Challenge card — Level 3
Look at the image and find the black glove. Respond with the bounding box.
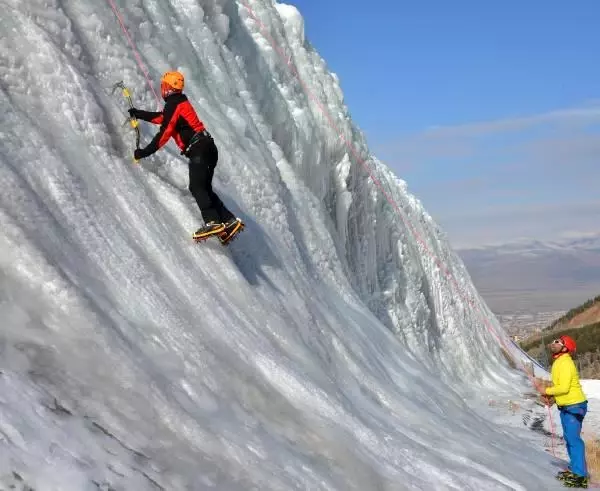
[128,108,141,118]
[134,148,146,160]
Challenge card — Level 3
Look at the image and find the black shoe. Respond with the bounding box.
[562,473,588,488]
[557,470,573,481]
[219,218,244,245]
[192,221,225,240]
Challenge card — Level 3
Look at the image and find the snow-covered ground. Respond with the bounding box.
[580,380,600,439]
[0,0,581,489]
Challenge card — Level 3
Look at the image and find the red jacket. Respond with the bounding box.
[136,93,205,156]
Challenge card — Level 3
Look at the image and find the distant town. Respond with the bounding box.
[495,311,566,342]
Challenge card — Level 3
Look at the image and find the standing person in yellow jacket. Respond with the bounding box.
[540,335,588,488]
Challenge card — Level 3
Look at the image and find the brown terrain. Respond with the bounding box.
[563,302,600,329]
[521,297,600,378]
[523,297,600,345]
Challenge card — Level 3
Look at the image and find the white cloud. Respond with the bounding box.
[376,103,600,248]
[375,103,600,164]
[440,201,600,249]
[419,106,600,138]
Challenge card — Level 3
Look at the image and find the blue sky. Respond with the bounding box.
[288,0,600,248]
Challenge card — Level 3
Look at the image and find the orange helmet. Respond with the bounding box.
[559,335,577,353]
[160,71,184,99]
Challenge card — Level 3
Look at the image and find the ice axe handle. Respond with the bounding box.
[113,82,141,164]
[122,88,141,163]
[130,117,140,164]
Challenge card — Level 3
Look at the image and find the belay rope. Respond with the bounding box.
[112,80,141,163]
[237,0,560,456]
[106,0,559,457]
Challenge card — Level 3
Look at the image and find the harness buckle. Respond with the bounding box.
[182,130,210,156]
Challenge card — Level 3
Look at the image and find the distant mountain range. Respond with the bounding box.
[457,233,600,314]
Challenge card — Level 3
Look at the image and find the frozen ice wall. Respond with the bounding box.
[235,1,520,388]
[0,1,556,490]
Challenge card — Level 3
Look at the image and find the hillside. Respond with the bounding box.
[545,294,600,331]
[520,295,600,376]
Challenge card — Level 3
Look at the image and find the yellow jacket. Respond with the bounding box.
[545,353,587,407]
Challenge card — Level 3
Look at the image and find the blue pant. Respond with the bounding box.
[559,401,588,477]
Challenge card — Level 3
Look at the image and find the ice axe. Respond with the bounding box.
[112,81,141,163]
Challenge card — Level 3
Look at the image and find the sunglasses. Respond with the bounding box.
[551,339,564,345]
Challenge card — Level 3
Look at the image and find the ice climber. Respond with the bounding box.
[541,335,588,488]
[129,71,243,243]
